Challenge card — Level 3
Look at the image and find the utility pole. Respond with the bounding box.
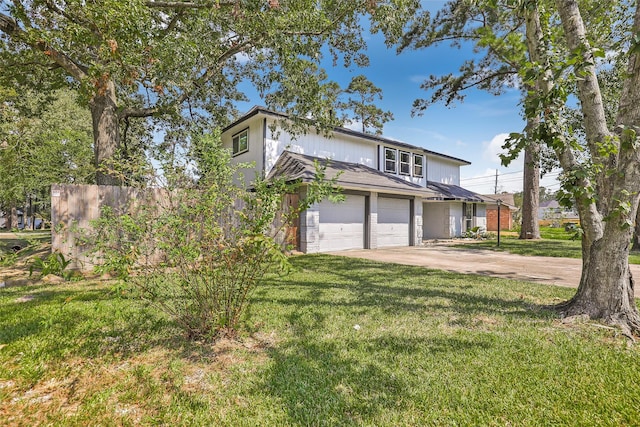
[494,169,498,194]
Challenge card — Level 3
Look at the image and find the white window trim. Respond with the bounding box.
[232,128,249,156]
[399,151,411,175]
[384,147,397,173]
[413,154,424,178]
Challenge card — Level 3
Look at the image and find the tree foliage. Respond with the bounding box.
[508,0,640,335]
[0,87,94,223]
[399,0,545,239]
[338,74,393,135]
[0,0,420,184]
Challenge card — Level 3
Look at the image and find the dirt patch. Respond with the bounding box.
[1,232,53,288]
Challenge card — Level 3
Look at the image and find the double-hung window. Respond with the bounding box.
[399,151,411,175]
[413,154,424,177]
[232,128,249,156]
[384,148,397,173]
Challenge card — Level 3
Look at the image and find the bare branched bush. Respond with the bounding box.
[89,133,340,341]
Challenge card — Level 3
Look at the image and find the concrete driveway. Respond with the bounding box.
[328,244,640,297]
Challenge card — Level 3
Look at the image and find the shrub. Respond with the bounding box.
[89,133,340,341]
[29,252,73,280]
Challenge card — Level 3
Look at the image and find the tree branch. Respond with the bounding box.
[144,1,235,8]
[119,106,158,119]
[0,12,88,81]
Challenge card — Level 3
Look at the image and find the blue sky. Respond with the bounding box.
[237,1,561,195]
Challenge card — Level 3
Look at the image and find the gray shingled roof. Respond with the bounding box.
[267,151,485,202]
[267,151,436,197]
[481,193,517,209]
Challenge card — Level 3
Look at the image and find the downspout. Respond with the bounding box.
[262,118,267,178]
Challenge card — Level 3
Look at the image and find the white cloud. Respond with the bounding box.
[409,75,428,84]
[482,133,511,163]
[343,119,363,132]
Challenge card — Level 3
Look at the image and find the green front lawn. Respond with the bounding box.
[459,227,640,264]
[1,255,639,425]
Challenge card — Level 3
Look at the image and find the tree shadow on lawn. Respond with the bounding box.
[0,282,180,361]
[253,255,557,424]
[254,255,556,321]
[260,303,496,426]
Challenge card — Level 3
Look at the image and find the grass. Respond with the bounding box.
[2,255,640,426]
[458,227,640,264]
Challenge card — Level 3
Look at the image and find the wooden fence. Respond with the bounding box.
[51,184,167,270]
[51,184,300,270]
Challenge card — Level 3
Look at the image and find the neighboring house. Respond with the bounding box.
[538,200,579,225]
[221,106,487,253]
[482,194,517,231]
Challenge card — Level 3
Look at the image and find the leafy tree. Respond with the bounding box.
[0,0,419,184]
[0,87,93,227]
[400,0,548,240]
[515,0,640,335]
[338,74,393,135]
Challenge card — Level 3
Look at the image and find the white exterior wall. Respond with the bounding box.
[475,204,487,230]
[264,118,377,175]
[427,155,461,185]
[221,115,267,187]
[422,202,450,239]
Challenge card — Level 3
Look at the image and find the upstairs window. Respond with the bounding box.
[413,154,424,177]
[399,151,411,175]
[384,148,397,173]
[232,128,249,156]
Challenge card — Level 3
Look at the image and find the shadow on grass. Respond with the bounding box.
[255,255,554,425]
[0,282,181,361]
[253,255,554,321]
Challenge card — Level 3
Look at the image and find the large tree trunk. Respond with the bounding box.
[7,205,18,230]
[90,79,121,186]
[554,0,640,335]
[519,121,541,240]
[558,218,640,335]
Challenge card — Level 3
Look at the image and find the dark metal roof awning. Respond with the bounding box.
[425,181,486,202]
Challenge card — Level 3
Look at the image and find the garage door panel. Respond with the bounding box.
[378,197,410,247]
[318,195,365,251]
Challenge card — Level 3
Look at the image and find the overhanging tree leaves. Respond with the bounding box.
[512,0,640,335]
[0,86,93,226]
[0,0,420,184]
[399,0,553,240]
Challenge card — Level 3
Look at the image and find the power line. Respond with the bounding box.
[460,170,562,184]
[460,170,523,181]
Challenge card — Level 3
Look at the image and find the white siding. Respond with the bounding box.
[264,119,377,175]
[221,115,266,187]
[318,195,365,251]
[475,204,487,230]
[377,197,410,247]
[423,202,450,239]
[427,155,461,185]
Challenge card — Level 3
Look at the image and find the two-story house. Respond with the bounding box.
[221,106,487,253]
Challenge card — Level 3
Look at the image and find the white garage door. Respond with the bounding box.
[378,197,410,247]
[318,195,365,251]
